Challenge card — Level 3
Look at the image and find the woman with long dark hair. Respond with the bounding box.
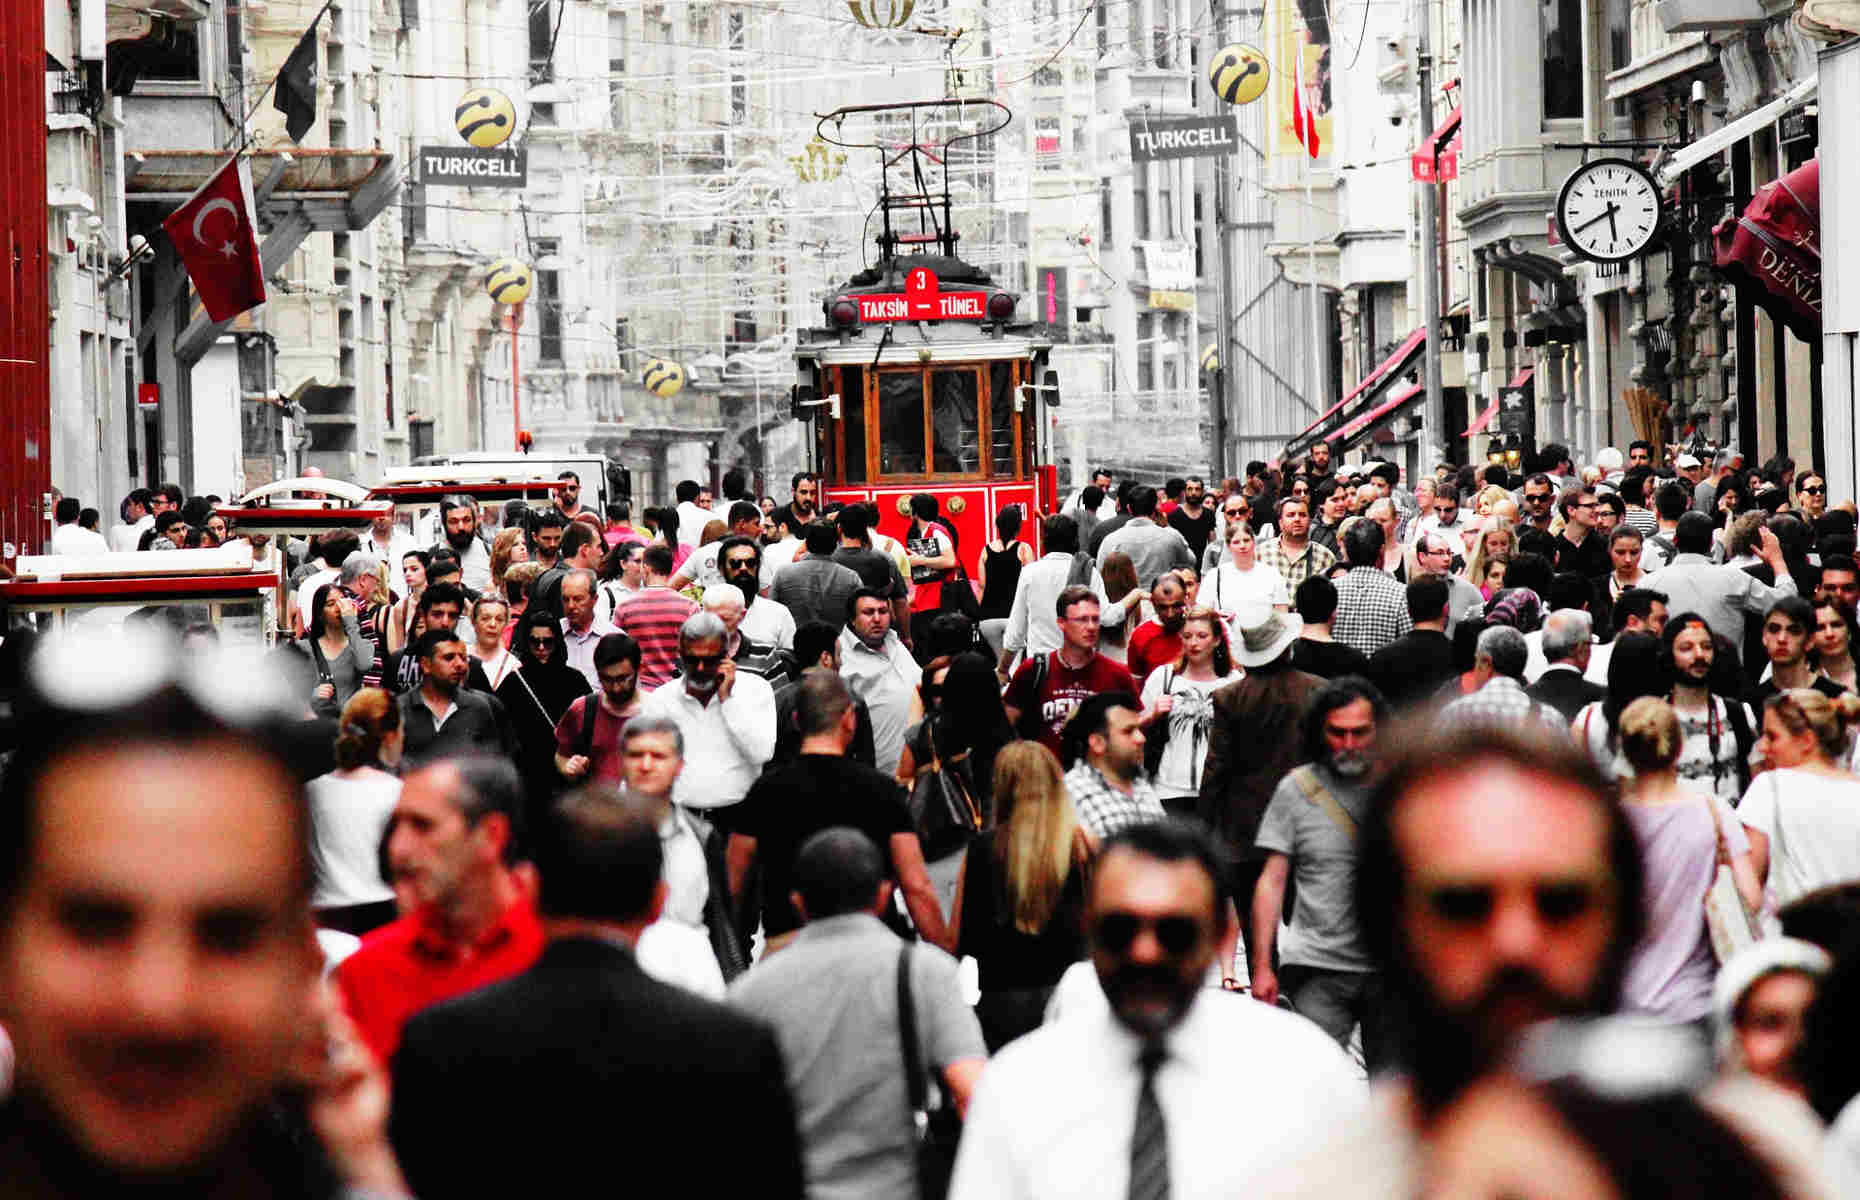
[977,505,1034,622]
[897,651,1015,820]
[1573,631,1666,777]
[307,688,404,936]
[495,607,591,807]
[297,581,374,718]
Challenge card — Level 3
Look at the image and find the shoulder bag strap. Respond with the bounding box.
[1289,765,1358,839]
[510,667,558,728]
[896,944,929,1125]
[307,636,334,684]
[578,694,600,759]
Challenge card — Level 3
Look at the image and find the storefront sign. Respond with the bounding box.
[1139,241,1196,291]
[1148,289,1194,311]
[419,145,528,188]
[1129,115,1240,162]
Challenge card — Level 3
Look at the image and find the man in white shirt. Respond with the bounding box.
[109,488,154,553]
[998,513,1138,677]
[717,538,796,651]
[437,495,493,593]
[671,501,763,591]
[361,512,414,568]
[950,821,1363,1200]
[1066,467,1119,523]
[558,569,617,687]
[837,589,923,776]
[48,498,109,555]
[674,480,722,549]
[638,611,776,811]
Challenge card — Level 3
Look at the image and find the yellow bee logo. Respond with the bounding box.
[1209,44,1269,106]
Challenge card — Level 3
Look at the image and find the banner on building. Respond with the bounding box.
[419,145,528,188]
[1273,0,1331,160]
[1128,115,1240,162]
[1036,266,1070,329]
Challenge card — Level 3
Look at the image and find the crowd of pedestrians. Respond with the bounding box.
[10,448,1860,1198]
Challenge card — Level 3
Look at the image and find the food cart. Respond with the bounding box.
[213,477,394,641]
[0,542,281,650]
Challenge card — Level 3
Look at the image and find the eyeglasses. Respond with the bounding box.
[1418,879,1607,927]
[1093,912,1203,956]
[1570,501,1598,510]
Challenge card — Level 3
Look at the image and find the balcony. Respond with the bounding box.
[1654,0,1766,31]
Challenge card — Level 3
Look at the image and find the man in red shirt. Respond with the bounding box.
[554,632,642,785]
[337,756,543,1068]
[611,542,699,692]
[1126,572,1190,686]
[1004,585,1137,760]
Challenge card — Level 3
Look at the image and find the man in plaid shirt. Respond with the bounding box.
[1061,693,1166,838]
[1440,625,1567,732]
[1257,495,1336,589]
[1332,520,1411,657]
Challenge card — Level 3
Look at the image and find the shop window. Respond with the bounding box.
[1542,0,1582,120]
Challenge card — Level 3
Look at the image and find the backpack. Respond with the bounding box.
[1065,552,1095,588]
[1014,652,1050,742]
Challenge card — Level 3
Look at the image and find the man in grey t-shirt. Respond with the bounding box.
[730,828,986,1200]
[1249,677,1394,1069]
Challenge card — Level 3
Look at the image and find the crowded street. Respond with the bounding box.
[6,0,1860,1196]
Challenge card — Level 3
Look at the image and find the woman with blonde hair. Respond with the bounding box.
[490,526,529,595]
[1740,689,1860,907]
[1614,697,1762,1024]
[952,741,1093,1050]
[1463,519,1516,591]
[307,688,404,936]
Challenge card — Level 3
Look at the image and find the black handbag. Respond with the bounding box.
[908,722,984,861]
[897,943,962,1200]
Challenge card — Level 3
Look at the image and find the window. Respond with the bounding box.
[1193,191,1204,276]
[1100,179,1114,248]
[534,238,562,364]
[140,20,204,83]
[731,311,756,347]
[1133,162,1150,240]
[411,419,434,460]
[529,0,557,123]
[1542,0,1582,120]
[928,370,980,474]
[989,362,1017,477]
[1157,163,1175,240]
[878,371,923,475]
[608,9,626,127]
[728,10,746,123]
[614,316,631,355]
[402,182,426,245]
[872,367,994,478]
[1096,0,1110,57]
[839,366,866,484]
[1137,315,1156,391]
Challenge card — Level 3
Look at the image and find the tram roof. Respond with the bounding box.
[797,321,1050,367]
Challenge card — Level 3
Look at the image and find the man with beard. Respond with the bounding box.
[398,628,515,763]
[438,494,493,592]
[1664,614,1757,804]
[717,536,796,651]
[337,755,543,1068]
[1250,679,1395,1068]
[1125,573,1190,686]
[1351,721,1645,1128]
[553,632,643,786]
[949,820,1363,1200]
[1167,476,1218,563]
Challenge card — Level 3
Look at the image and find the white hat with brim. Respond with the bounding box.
[1232,606,1304,668]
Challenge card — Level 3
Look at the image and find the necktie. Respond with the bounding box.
[1129,1044,1170,1200]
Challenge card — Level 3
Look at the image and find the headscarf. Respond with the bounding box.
[1711,937,1832,1068]
[1484,587,1543,634]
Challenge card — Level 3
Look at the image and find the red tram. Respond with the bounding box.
[791,100,1061,574]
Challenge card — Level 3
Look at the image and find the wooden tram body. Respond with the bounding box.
[793,100,1061,575]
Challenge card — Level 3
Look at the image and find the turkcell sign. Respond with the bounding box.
[420,145,528,188]
[1129,115,1240,162]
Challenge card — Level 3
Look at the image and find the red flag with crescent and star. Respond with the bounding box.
[161,156,267,322]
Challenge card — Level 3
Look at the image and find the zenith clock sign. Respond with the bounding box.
[1554,157,1664,265]
[855,268,989,322]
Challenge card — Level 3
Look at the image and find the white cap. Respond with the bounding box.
[1675,453,1702,469]
[1595,447,1624,472]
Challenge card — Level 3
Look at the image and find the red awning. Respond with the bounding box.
[1284,327,1427,456]
[1509,366,1534,390]
[1713,158,1820,341]
[1463,394,1500,438]
[1411,106,1462,182]
[1340,381,1424,445]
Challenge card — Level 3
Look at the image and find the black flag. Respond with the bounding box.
[274,12,321,142]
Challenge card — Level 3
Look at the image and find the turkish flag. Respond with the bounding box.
[162,156,267,322]
[1292,45,1320,160]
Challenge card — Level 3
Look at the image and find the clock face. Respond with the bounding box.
[1555,158,1662,264]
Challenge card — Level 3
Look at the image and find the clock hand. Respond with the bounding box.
[1572,201,1619,235]
[1606,204,1619,242]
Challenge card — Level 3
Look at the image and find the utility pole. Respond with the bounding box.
[1208,1,1234,483]
[1416,0,1444,466]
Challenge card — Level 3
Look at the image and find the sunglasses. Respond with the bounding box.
[1802,486,1826,495]
[1418,880,1606,927]
[1093,912,1203,956]
[528,636,558,648]
[1525,493,1553,503]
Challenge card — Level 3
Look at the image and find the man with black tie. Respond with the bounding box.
[389,788,805,1198]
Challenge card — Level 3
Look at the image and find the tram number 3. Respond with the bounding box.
[853,267,990,322]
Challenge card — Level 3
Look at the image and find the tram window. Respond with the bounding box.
[878,372,925,475]
[929,370,980,475]
[841,366,867,483]
[989,361,1016,478]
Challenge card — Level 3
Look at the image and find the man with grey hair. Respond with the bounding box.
[703,582,786,677]
[639,611,775,812]
[1527,609,1607,721]
[1440,626,1567,732]
[339,549,384,606]
[560,567,617,688]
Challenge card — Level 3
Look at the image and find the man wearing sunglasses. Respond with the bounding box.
[950,820,1362,1199]
[639,611,776,815]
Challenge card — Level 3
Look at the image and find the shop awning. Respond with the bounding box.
[1713,158,1820,341]
[1282,326,1427,459]
[1508,366,1535,390]
[1411,106,1462,182]
[1463,394,1500,438]
[1338,381,1424,450]
[1657,75,1816,187]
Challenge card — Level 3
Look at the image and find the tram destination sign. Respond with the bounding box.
[419,145,528,188]
[1129,115,1240,162]
[851,267,991,323]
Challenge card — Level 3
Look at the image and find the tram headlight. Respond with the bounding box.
[830,299,860,328]
[987,293,1017,322]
